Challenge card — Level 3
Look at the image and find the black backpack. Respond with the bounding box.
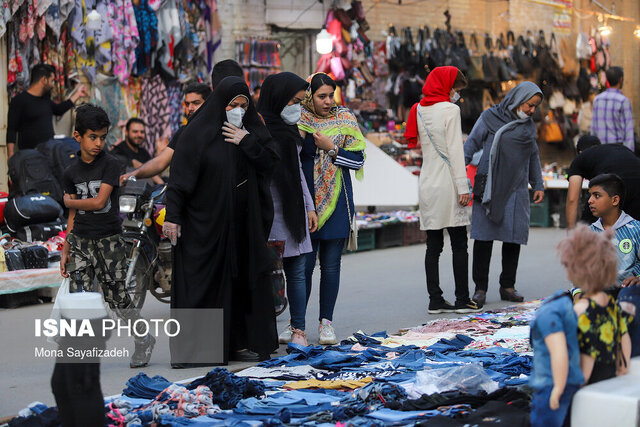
[36,138,79,186]
[8,149,63,203]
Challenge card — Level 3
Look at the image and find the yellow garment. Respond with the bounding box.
[284,377,373,390]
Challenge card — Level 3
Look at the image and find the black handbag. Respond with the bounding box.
[473,174,488,202]
[20,246,49,269]
[5,249,25,271]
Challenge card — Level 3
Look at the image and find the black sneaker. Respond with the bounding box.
[428,300,456,314]
[454,299,482,313]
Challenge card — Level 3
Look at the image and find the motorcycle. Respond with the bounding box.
[119,179,172,309]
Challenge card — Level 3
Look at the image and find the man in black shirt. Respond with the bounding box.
[566,135,640,228]
[6,64,88,159]
[61,104,155,368]
[112,118,165,185]
[119,60,242,183]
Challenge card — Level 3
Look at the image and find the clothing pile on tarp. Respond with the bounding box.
[10,301,540,426]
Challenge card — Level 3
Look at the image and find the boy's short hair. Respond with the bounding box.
[30,64,56,85]
[75,104,110,136]
[576,135,601,153]
[558,224,617,293]
[589,173,626,206]
[605,66,624,87]
[184,82,212,100]
[125,117,146,131]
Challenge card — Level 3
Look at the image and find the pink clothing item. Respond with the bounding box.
[108,0,139,83]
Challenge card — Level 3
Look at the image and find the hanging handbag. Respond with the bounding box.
[539,111,564,143]
[467,33,484,81]
[342,174,358,251]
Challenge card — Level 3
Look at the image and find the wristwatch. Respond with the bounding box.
[327,144,338,157]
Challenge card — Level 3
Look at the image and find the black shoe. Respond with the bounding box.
[500,287,524,302]
[428,299,456,314]
[454,299,482,313]
[472,290,487,306]
[231,349,260,362]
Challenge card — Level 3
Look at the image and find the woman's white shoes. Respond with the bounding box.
[318,319,338,345]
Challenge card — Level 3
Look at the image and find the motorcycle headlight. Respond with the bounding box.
[119,195,138,213]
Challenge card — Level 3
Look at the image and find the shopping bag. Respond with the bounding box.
[47,277,70,344]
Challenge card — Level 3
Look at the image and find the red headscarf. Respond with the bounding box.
[404,66,459,148]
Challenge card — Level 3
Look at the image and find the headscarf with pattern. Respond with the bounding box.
[297,73,366,229]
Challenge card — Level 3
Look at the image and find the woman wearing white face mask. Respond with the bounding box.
[464,81,545,307]
[256,72,318,347]
[165,76,279,365]
[405,66,479,315]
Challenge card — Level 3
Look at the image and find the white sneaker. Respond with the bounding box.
[318,319,338,345]
[278,324,294,344]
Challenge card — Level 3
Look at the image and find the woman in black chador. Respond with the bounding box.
[164,76,279,364]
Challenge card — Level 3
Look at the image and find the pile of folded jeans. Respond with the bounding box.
[10,301,541,426]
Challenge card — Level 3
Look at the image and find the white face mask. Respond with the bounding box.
[226,107,246,127]
[450,92,461,103]
[516,109,529,120]
[281,103,302,125]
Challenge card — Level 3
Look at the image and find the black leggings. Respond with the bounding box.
[425,226,470,303]
[472,239,521,291]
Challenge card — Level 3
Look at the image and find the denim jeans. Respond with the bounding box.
[284,254,308,330]
[618,285,640,357]
[305,239,345,322]
[530,384,579,427]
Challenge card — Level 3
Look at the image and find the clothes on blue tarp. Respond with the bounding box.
[7,407,60,427]
[123,369,265,410]
[387,386,531,411]
[417,400,530,427]
[185,368,265,410]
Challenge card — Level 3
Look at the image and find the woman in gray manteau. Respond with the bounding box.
[464,81,545,306]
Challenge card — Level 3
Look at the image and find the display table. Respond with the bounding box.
[0,268,61,295]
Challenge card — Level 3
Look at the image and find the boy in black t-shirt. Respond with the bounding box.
[60,104,154,368]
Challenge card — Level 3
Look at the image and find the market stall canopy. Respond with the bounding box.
[352,140,419,207]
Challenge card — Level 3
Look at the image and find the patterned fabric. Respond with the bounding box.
[140,74,170,155]
[591,88,635,150]
[92,74,128,148]
[107,0,138,83]
[133,0,157,75]
[66,233,131,310]
[591,212,640,285]
[298,73,366,229]
[166,80,183,135]
[577,295,630,364]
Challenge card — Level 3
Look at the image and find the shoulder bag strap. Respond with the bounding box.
[416,107,451,167]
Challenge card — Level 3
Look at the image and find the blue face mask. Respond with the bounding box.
[226,107,245,127]
[450,92,460,103]
[516,109,529,120]
[281,103,302,125]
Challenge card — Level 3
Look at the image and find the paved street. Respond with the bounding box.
[0,227,568,417]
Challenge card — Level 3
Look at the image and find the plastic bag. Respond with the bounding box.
[405,365,498,398]
[47,277,69,344]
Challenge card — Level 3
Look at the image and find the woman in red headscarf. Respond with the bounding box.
[406,66,479,315]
